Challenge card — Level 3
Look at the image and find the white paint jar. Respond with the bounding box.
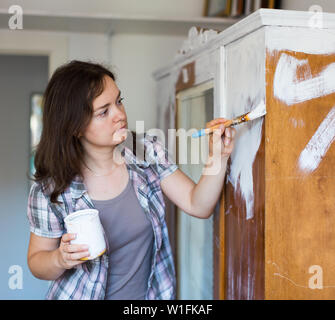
[64,209,106,260]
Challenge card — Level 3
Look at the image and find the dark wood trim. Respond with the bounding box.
[224,120,265,300]
[175,62,195,93]
[213,190,223,299]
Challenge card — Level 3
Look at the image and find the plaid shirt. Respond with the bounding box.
[27,135,178,300]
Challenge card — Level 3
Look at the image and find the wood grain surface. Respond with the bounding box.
[265,50,335,299]
[224,123,265,300]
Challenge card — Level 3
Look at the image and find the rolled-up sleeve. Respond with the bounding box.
[27,182,64,238]
[146,136,178,181]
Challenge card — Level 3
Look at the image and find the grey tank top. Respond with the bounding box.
[91,176,154,300]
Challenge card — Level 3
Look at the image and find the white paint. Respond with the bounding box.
[182,68,189,83]
[176,26,219,59]
[247,100,266,120]
[298,105,335,173]
[267,27,335,55]
[290,118,298,128]
[229,119,264,220]
[274,53,335,106]
[225,27,266,220]
[156,10,335,80]
[290,118,305,128]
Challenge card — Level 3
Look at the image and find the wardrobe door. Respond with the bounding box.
[175,81,214,299]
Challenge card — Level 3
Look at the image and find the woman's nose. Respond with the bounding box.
[111,105,126,122]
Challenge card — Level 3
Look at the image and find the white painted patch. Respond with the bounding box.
[298,105,335,173]
[267,27,335,55]
[229,118,264,220]
[274,53,335,106]
[225,27,266,220]
[182,68,189,83]
[290,118,298,128]
[290,118,305,128]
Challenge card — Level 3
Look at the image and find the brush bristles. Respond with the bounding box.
[246,101,266,120]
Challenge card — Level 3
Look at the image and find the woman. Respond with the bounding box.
[27,60,235,300]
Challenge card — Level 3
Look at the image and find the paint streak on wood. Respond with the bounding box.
[175,62,195,93]
[265,50,335,299]
[224,124,265,300]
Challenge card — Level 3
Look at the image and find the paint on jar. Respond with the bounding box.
[64,209,107,260]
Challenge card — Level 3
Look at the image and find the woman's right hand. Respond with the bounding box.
[57,233,90,269]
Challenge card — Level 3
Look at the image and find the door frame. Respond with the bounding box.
[0,29,68,78]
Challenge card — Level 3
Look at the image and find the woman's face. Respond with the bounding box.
[80,75,128,149]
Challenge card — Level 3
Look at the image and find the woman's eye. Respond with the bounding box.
[99,109,108,117]
[117,97,124,105]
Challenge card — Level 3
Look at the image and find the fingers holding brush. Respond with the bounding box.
[214,125,235,158]
[205,118,227,129]
[207,119,235,159]
[222,127,236,157]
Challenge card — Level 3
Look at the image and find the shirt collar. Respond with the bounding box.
[65,146,150,202]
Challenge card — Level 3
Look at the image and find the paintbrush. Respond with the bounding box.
[191,101,266,138]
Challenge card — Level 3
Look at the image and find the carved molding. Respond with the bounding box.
[175,26,219,59]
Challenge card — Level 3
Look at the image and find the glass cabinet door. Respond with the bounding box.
[176,81,214,300]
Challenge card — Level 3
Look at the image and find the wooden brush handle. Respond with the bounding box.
[205,120,234,135]
[223,119,234,127]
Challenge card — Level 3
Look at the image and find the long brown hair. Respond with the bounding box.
[32,60,117,204]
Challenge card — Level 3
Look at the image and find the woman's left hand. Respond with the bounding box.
[206,118,236,160]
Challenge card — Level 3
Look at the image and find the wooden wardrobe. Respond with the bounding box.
[154,9,335,300]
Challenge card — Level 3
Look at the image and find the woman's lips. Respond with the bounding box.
[114,125,128,140]
[118,122,127,130]
[113,122,127,138]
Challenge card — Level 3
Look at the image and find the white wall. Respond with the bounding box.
[109,33,184,131]
[68,32,109,64]
[0,29,109,76]
[0,0,205,18]
[281,0,335,13]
